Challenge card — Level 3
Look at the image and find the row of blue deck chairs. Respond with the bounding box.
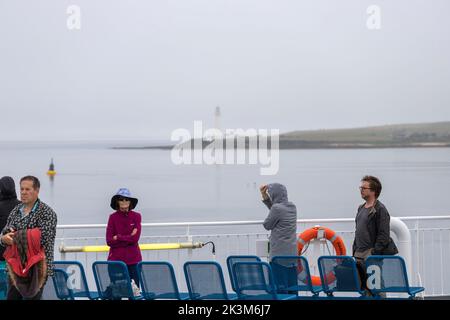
[0,255,425,300]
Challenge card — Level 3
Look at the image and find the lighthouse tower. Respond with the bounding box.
[214,106,221,135]
[204,106,224,142]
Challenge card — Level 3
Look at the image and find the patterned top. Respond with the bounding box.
[0,199,58,276]
[19,201,39,219]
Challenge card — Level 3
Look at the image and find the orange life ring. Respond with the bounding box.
[297,226,346,286]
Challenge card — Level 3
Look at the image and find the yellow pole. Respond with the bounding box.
[59,242,204,253]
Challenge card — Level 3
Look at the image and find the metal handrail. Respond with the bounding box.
[56,215,450,230]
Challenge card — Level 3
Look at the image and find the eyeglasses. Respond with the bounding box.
[118,198,130,202]
[359,187,372,191]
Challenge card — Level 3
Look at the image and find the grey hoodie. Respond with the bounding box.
[262,183,297,259]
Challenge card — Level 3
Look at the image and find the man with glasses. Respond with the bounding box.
[353,175,398,297]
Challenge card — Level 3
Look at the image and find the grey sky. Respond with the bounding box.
[0,0,449,141]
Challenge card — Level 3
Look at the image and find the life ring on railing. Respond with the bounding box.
[297,226,346,286]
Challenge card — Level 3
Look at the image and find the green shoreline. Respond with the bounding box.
[112,142,450,150]
[112,121,450,150]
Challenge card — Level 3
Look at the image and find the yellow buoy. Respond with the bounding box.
[47,158,56,176]
[47,170,56,176]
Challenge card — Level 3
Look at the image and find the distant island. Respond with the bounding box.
[113,121,450,150]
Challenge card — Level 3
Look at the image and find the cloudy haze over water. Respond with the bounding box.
[1,0,449,141]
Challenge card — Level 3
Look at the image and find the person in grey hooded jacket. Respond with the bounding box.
[260,183,297,259]
[260,183,298,294]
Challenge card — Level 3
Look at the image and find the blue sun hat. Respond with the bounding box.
[110,188,138,210]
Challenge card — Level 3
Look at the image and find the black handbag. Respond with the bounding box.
[372,202,399,256]
[334,260,358,291]
[380,237,398,255]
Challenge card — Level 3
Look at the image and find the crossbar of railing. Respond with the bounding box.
[55,215,450,230]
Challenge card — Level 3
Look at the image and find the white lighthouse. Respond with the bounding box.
[214,106,221,135]
[205,106,223,142]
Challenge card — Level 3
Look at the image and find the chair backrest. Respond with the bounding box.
[52,268,74,300]
[184,261,229,300]
[226,255,262,292]
[232,261,277,300]
[318,256,364,296]
[365,255,411,295]
[53,261,93,299]
[137,261,182,300]
[92,261,134,300]
[271,255,315,293]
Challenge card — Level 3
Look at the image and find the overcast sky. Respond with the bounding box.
[0,0,449,141]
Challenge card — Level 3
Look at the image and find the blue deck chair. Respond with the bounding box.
[52,268,74,300]
[271,256,323,298]
[184,261,237,300]
[226,255,261,293]
[53,261,99,299]
[92,261,139,300]
[318,256,366,299]
[137,261,189,300]
[232,261,297,300]
[0,267,7,300]
[42,276,59,300]
[365,255,424,299]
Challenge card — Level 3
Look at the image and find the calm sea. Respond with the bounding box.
[1,141,450,225]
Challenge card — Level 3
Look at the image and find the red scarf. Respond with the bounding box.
[3,228,45,277]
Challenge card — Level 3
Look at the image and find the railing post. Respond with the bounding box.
[414,218,424,295]
[60,242,66,261]
[187,224,193,260]
[391,217,412,281]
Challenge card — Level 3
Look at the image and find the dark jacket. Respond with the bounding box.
[352,200,398,256]
[262,183,297,259]
[0,177,21,261]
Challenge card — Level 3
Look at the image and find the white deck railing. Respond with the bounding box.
[53,216,450,297]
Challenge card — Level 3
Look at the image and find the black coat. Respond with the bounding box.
[352,200,399,256]
[0,176,21,260]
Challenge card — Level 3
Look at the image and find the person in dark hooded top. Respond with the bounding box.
[0,176,21,261]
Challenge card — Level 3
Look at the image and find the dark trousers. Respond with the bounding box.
[355,257,370,293]
[127,264,139,288]
[355,256,386,298]
[7,276,44,300]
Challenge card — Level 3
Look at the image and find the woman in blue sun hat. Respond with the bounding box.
[106,188,142,288]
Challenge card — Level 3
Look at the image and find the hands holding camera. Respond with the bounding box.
[260,185,269,200]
